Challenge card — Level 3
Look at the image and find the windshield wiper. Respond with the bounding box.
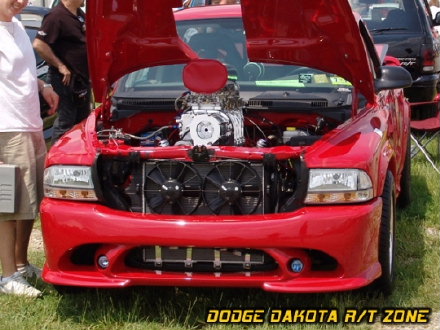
[370,27,408,33]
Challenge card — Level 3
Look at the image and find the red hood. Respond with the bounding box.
[87,0,375,103]
[86,0,197,102]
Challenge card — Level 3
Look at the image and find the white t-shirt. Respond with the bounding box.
[431,6,440,36]
[431,5,440,17]
[0,17,42,132]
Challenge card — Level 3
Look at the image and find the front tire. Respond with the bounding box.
[397,134,411,208]
[375,171,396,295]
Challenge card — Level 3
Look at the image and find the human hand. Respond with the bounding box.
[41,87,59,115]
[58,64,72,86]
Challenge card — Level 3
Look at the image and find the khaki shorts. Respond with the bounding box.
[0,132,46,221]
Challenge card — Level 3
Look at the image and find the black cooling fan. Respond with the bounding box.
[145,161,202,215]
[203,162,262,215]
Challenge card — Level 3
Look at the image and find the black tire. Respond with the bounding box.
[397,134,411,208]
[375,171,396,295]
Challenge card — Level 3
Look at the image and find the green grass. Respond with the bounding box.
[1,146,439,330]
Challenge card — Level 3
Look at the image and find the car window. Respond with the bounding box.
[119,64,352,90]
[17,12,44,27]
[117,18,354,107]
[51,0,86,12]
[349,0,422,32]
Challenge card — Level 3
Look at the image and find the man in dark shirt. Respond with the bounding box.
[33,0,90,143]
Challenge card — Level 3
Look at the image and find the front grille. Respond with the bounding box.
[96,155,304,215]
[126,246,278,273]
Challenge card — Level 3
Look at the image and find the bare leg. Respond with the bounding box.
[15,219,34,266]
[0,220,17,278]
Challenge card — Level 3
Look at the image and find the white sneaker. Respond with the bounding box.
[17,263,42,279]
[0,272,42,297]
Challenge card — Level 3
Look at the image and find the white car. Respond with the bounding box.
[28,0,86,12]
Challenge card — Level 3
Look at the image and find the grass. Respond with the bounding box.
[1,143,439,330]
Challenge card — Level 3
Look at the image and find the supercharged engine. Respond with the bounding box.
[175,80,245,146]
[96,79,351,216]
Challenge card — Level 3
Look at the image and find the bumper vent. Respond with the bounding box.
[126,246,278,273]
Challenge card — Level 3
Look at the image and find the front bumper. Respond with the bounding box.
[40,198,383,293]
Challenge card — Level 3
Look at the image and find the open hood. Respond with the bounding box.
[87,0,376,103]
[86,0,197,102]
[240,0,375,101]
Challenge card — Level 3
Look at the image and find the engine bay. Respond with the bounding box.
[97,79,352,150]
[93,80,353,216]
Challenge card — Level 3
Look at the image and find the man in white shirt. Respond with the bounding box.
[0,0,58,297]
[430,0,440,37]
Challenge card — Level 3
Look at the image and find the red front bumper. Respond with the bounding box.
[40,198,383,293]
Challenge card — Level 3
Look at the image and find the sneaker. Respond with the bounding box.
[17,263,42,279]
[0,272,42,297]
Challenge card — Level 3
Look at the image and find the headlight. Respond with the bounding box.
[43,166,98,201]
[305,169,373,204]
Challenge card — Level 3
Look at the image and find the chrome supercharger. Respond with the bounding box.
[175,80,245,146]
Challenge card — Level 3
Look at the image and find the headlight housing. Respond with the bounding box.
[43,166,98,201]
[305,169,373,204]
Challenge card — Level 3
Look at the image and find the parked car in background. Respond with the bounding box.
[27,0,52,6]
[350,0,440,119]
[16,6,54,139]
[185,0,216,6]
[48,0,86,11]
[16,5,48,80]
[48,0,60,7]
[190,0,240,6]
[30,0,72,9]
[40,0,412,295]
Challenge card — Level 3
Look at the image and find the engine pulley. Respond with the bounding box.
[189,113,229,146]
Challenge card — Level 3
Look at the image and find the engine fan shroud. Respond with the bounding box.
[143,161,265,215]
[144,161,203,215]
[203,161,262,215]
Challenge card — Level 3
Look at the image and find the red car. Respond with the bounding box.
[41,0,412,294]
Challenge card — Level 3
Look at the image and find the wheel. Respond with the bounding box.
[437,131,440,159]
[397,134,411,208]
[375,171,396,295]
